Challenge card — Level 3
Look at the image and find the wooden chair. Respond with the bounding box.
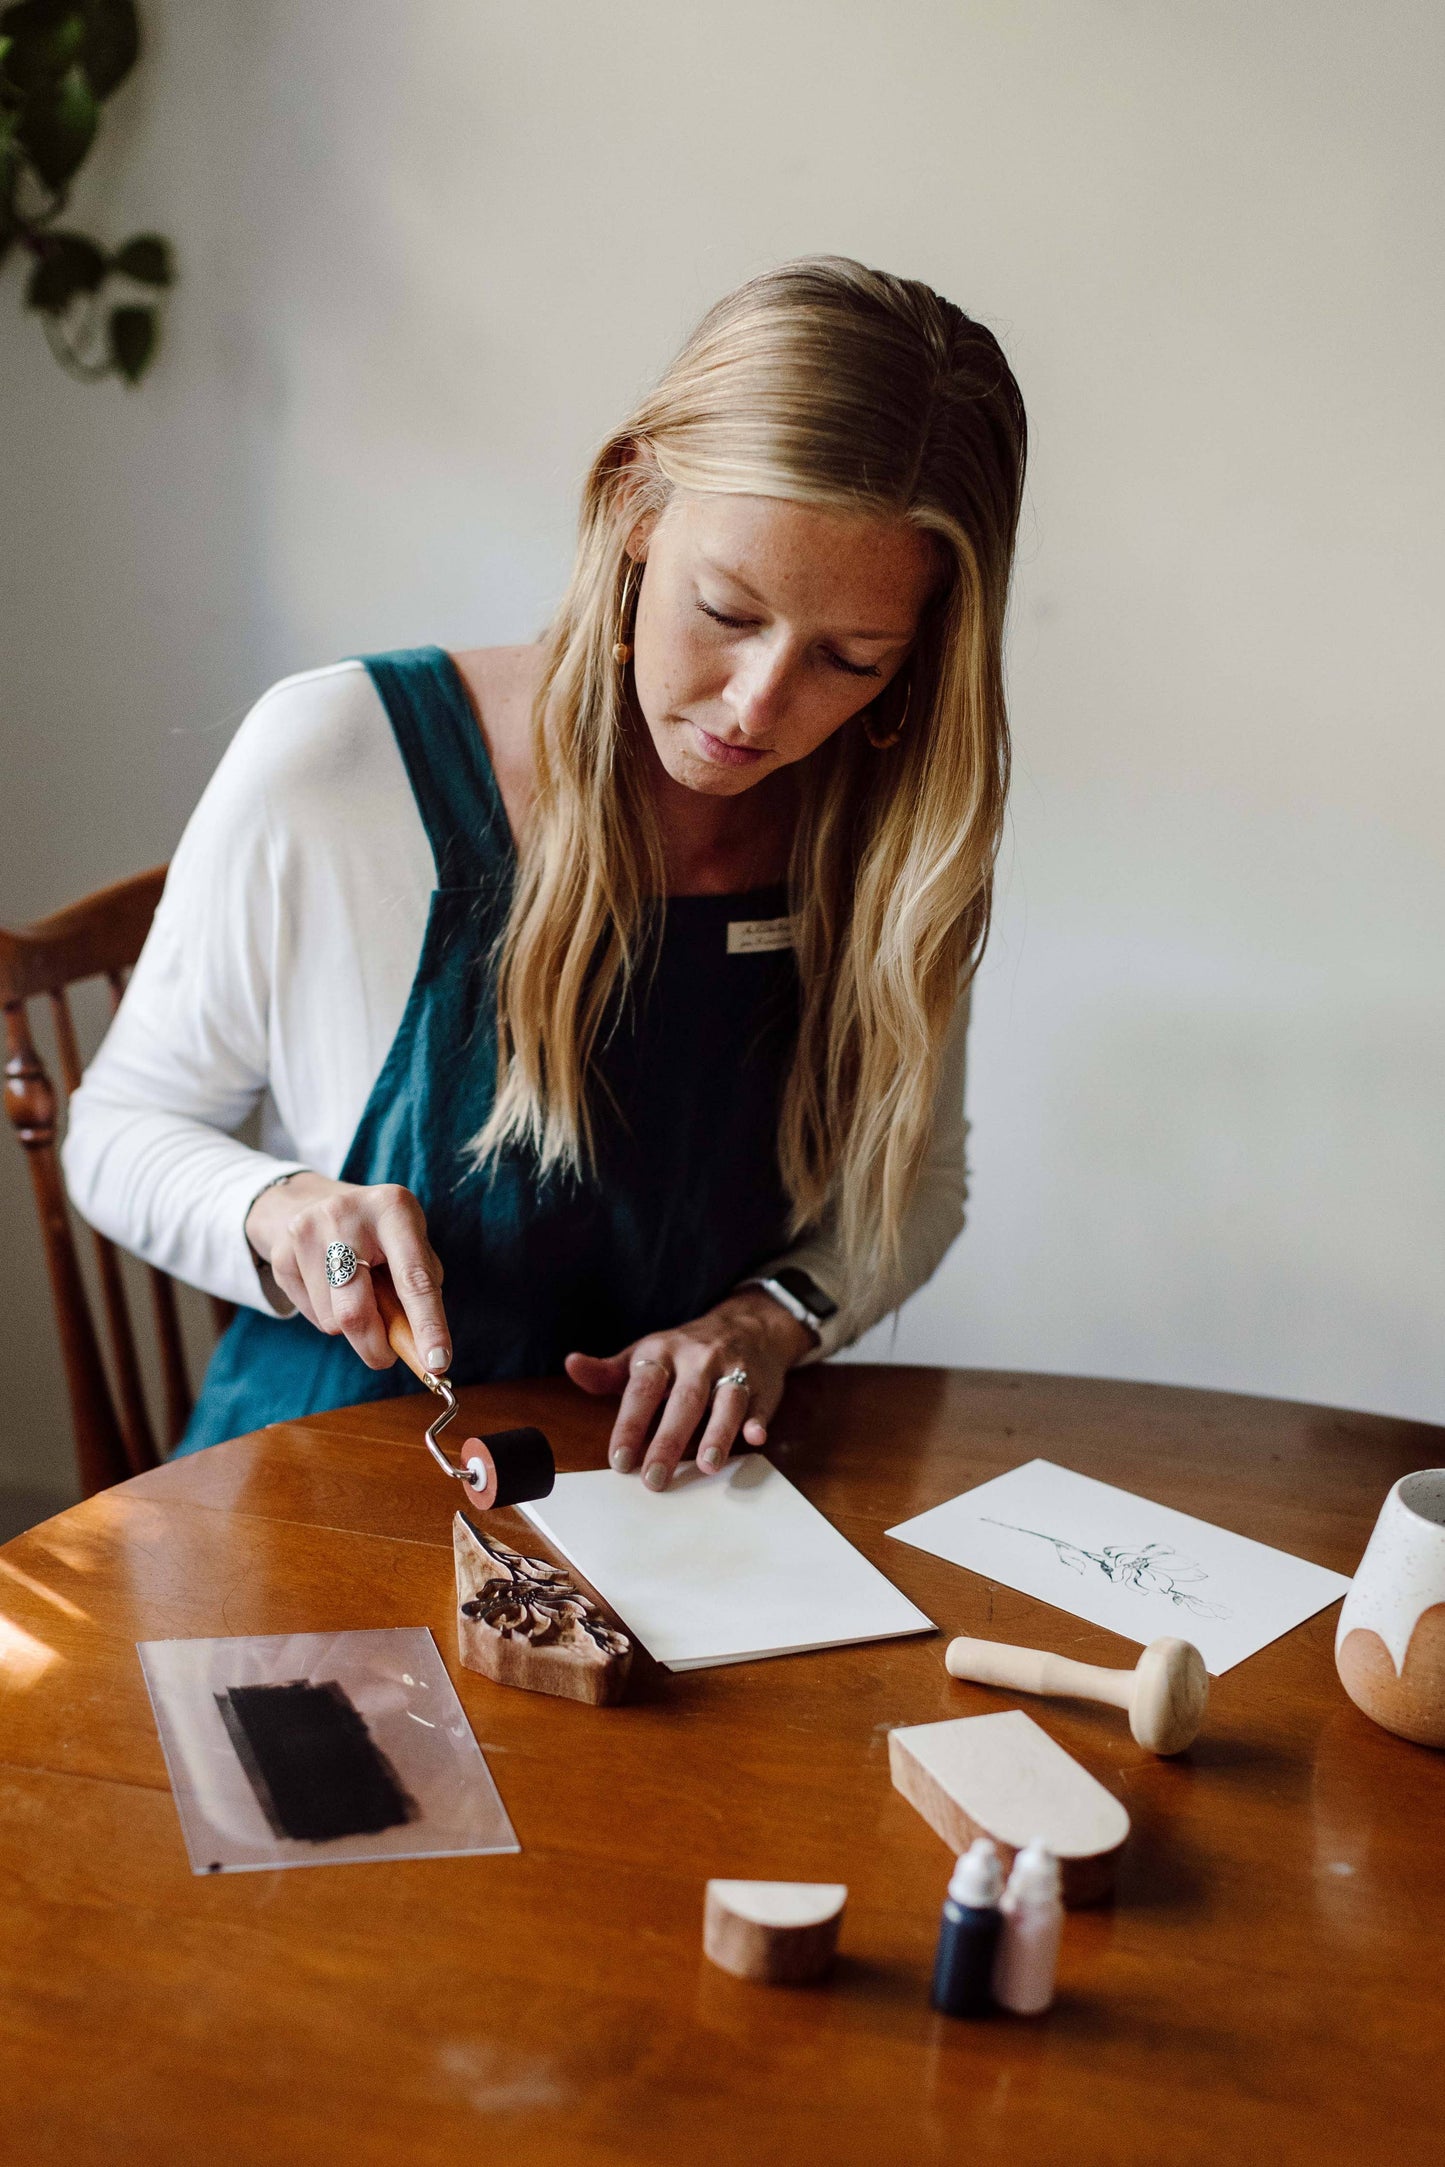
[1,867,234,1496]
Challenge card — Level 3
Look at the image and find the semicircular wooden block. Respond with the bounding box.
[703,1880,848,1984]
[888,1708,1129,1907]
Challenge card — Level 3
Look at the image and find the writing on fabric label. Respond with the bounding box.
[727,915,796,955]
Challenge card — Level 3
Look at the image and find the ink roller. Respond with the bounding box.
[373,1270,555,1510]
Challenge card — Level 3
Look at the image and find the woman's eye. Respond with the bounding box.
[697,601,880,679]
[826,652,882,680]
[697,601,753,630]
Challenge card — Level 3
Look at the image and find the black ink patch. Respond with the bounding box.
[216,1680,418,1843]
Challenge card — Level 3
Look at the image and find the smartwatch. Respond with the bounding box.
[738,1266,839,1341]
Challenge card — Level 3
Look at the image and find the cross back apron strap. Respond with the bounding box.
[362,647,511,890]
[178,647,802,1454]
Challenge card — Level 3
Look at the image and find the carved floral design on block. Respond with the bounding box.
[453,1515,633,1706]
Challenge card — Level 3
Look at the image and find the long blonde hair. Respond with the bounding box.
[471,256,1026,1300]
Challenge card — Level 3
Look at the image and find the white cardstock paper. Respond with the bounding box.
[886,1459,1352,1675]
[520,1455,933,1670]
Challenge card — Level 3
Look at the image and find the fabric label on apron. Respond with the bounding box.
[727,915,795,955]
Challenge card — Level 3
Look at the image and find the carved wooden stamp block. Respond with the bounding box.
[453,1512,633,1706]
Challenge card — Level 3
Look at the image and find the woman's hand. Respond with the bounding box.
[563,1289,816,1491]
[244,1172,450,1376]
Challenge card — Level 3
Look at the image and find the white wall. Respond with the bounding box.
[3,0,1441,1497]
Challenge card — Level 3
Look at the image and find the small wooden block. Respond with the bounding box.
[703,1881,847,1984]
[889,1709,1130,1907]
[453,1512,633,1706]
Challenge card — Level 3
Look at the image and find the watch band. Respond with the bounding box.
[737,1273,832,1340]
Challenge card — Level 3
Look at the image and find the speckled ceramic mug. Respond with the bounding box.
[1335,1469,1445,1749]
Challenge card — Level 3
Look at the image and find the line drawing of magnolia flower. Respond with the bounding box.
[981,1518,1231,1620]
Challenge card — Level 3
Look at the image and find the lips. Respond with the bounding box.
[690,722,767,767]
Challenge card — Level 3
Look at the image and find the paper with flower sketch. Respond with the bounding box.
[886,1459,1351,1675]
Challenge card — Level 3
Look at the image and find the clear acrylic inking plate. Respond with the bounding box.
[137,1625,519,1875]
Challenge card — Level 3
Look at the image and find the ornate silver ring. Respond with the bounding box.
[324,1240,361,1289]
[713,1366,750,1397]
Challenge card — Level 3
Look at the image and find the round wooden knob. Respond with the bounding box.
[943,1631,1209,1755]
[1129,1637,1209,1753]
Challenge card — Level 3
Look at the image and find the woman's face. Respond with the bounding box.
[629,491,940,797]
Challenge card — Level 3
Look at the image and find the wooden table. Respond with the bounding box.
[2,1367,1442,2166]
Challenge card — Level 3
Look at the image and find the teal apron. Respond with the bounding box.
[177,647,800,1453]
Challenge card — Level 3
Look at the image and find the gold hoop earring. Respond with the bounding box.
[863,674,911,750]
[612,556,641,666]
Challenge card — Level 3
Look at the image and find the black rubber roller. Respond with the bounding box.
[461,1426,556,1511]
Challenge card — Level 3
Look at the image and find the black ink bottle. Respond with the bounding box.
[930,1837,1004,2017]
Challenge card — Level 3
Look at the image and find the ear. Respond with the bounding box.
[614,437,665,563]
[625,508,660,564]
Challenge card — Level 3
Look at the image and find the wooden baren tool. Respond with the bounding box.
[890,1710,1129,1907]
[453,1515,633,1705]
[374,1271,555,1508]
[703,1881,847,1984]
[944,1632,1209,1755]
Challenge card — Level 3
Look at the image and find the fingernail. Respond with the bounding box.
[643,1462,670,1492]
[698,1447,723,1472]
[427,1346,449,1371]
[610,1447,636,1473]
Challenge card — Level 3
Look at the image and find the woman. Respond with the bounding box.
[64,256,1026,1490]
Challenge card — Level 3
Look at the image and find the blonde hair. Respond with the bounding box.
[471,256,1026,1300]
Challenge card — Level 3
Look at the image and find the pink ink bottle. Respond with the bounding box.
[992,1840,1063,2015]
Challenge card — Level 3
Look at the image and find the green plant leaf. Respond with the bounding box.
[108,297,153,380]
[24,223,103,307]
[111,228,170,285]
[0,3,87,94]
[16,58,96,186]
[78,0,136,99]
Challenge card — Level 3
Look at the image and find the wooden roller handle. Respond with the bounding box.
[944,1634,1135,1712]
[372,1268,434,1386]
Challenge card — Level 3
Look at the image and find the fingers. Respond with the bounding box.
[563,1306,795,1492]
[694,1377,752,1475]
[738,1370,785,1453]
[275,1201,362,1352]
[636,1359,713,1491]
[564,1350,631,1396]
[374,1187,450,1375]
[704,1331,792,1463]
[605,1352,674,1475]
[274,1183,445,1374]
[269,1245,321,1330]
[690,1364,783,1473]
[325,1257,393,1370]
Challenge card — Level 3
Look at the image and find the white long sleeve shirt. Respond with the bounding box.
[62,659,971,1363]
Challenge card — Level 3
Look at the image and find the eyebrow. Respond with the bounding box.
[699,558,913,643]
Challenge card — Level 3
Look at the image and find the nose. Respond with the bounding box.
[722,637,796,739]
